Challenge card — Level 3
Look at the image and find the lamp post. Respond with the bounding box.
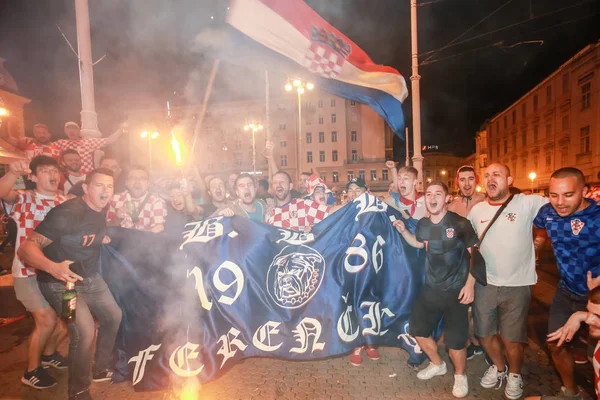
[243,122,263,175]
[140,131,159,170]
[529,172,537,193]
[285,79,314,181]
[0,107,7,131]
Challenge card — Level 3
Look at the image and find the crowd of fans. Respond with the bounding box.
[0,121,598,400]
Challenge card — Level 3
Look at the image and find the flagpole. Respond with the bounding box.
[265,70,271,178]
[189,59,220,166]
[405,127,410,166]
[410,0,424,190]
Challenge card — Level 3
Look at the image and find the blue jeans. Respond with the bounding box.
[39,273,122,397]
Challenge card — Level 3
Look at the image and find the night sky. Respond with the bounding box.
[0,0,598,158]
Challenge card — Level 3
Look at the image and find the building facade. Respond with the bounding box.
[0,58,31,164]
[477,42,600,192]
[422,151,465,193]
[127,90,392,192]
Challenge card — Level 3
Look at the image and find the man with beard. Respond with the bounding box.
[448,166,486,218]
[164,184,202,233]
[393,181,478,398]
[385,166,426,220]
[266,171,330,231]
[106,165,167,233]
[468,163,548,399]
[60,149,86,195]
[202,176,229,217]
[10,124,60,160]
[55,121,128,174]
[529,167,600,400]
[216,174,268,222]
[19,168,122,400]
[0,156,69,389]
[226,173,239,200]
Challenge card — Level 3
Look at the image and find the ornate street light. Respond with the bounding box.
[285,78,314,181]
[243,122,263,175]
[140,131,159,169]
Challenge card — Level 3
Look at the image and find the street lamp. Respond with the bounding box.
[529,172,537,193]
[243,122,263,175]
[0,107,7,131]
[285,78,314,181]
[140,131,159,170]
[476,185,482,193]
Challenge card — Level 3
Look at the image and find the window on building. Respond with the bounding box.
[522,102,527,118]
[320,175,326,183]
[359,170,365,180]
[533,125,538,142]
[545,154,552,171]
[318,99,323,108]
[496,142,500,158]
[512,136,517,151]
[546,85,552,104]
[562,115,569,131]
[331,114,337,123]
[318,116,324,124]
[279,124,286,130]
[331,99,336,107]
[512,109,517,124]
[333,171,339,183]
[533,95,538,112]
[581,82,591,110]
[319,151,325,162]
[503,139,508,154]
[533,155,538,169]
[332,150,338,161]
[352,150,358,161]
[319,131,325,143]
[425,170,431,178]
[307,151,313,163]
[580,126,590,153]
[561,146,568,167]
[306,118,311,125]
[306,132,312,144]
[351,131,357,142]
[521,158,526,175]
[221,162,227,170]
[350,100,356,106]
[370,170,377,181]
[280,155,287,167]
[347,170,354,181]
[545,124,552,138]
[208,163,214,171]
[562,73,569,94]
[236,140,242,150]
[504,116,508,129]
[331,131,337,142]
[382,169,389,181]
[235,157,242,167]
[280,140,287,148]
[490,124,493,136]
[496,121,500,134]
[351,113,358,122]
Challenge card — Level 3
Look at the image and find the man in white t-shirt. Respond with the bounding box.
[468,163,548,400]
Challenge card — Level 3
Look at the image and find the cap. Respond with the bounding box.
[64,121,79,129]
[346,177,367,190]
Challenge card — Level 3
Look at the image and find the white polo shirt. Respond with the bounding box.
[468,194,548,287]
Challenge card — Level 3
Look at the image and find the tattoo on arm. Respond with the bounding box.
[26,232,53,249]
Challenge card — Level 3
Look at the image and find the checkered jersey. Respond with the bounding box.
[16,138,60,160]
[7,190,67,278]
[54,138,108,174]
[107,191,167,231]
[266,198,329,231]
[533,199,600,296]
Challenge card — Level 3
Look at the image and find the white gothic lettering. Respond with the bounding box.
[180,217,228,249]
[361,301,395,336]
[275,229,315,245]
[252,321,283,352]
[353,194,387,221]
[290,317,326,354]
[337,294,359,342]
[217,327,248,369]
[128,343,161,386]
[169,342,205,377]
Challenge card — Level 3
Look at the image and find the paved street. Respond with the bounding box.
[0,247,595,400]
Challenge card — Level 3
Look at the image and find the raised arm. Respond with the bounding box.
[264,141,278,184]
[392,219,424,248]
[385,160,398,192]
[0,159,31,205]
[105,121,129,145]
[18,231,82,282]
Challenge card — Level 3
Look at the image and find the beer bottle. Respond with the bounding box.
[62,282,77,323]
[127,201,138,223]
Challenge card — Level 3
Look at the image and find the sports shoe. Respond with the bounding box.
[505,373,523,399]
[365,346,380,360]
[69,389,93,400]
[466,344,484,360]
[21,366,57,389]
[417,361,447,380]
[350,347,363,366]
[480,364,506,389]
[41,352,68,370]
[92,370,113,382]
[452,374,469,398]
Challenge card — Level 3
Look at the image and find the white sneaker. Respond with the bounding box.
[480,364,506,389]
[452,374,469,398]
[417,361,447,380]
[505,373,523,399]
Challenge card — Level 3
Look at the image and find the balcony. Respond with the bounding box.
[344,157,387,165]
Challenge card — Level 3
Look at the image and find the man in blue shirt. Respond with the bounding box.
[533,167,600,399]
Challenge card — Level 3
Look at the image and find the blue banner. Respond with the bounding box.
[99,194,432,391]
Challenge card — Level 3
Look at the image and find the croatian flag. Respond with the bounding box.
[228,0,409,138]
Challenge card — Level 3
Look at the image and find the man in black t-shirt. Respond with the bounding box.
[393,181,478,399]
[17,168,122,400]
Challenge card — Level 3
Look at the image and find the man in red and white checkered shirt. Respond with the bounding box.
[0,156,69,388]
[54,121,128,174]
[266,171,329,231]
[9,124,60,161]
[107,165,167,233]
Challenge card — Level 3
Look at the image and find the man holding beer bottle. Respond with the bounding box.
[18,168,122,400]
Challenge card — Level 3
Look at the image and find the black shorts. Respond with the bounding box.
[409,284,469,350]
[548,286,588,336]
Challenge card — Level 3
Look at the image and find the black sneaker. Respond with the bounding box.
[467,344,484,360]
[92,370,113,383]
[69,389,93,400]
[41,352,68,370]
[21,366,58,389]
